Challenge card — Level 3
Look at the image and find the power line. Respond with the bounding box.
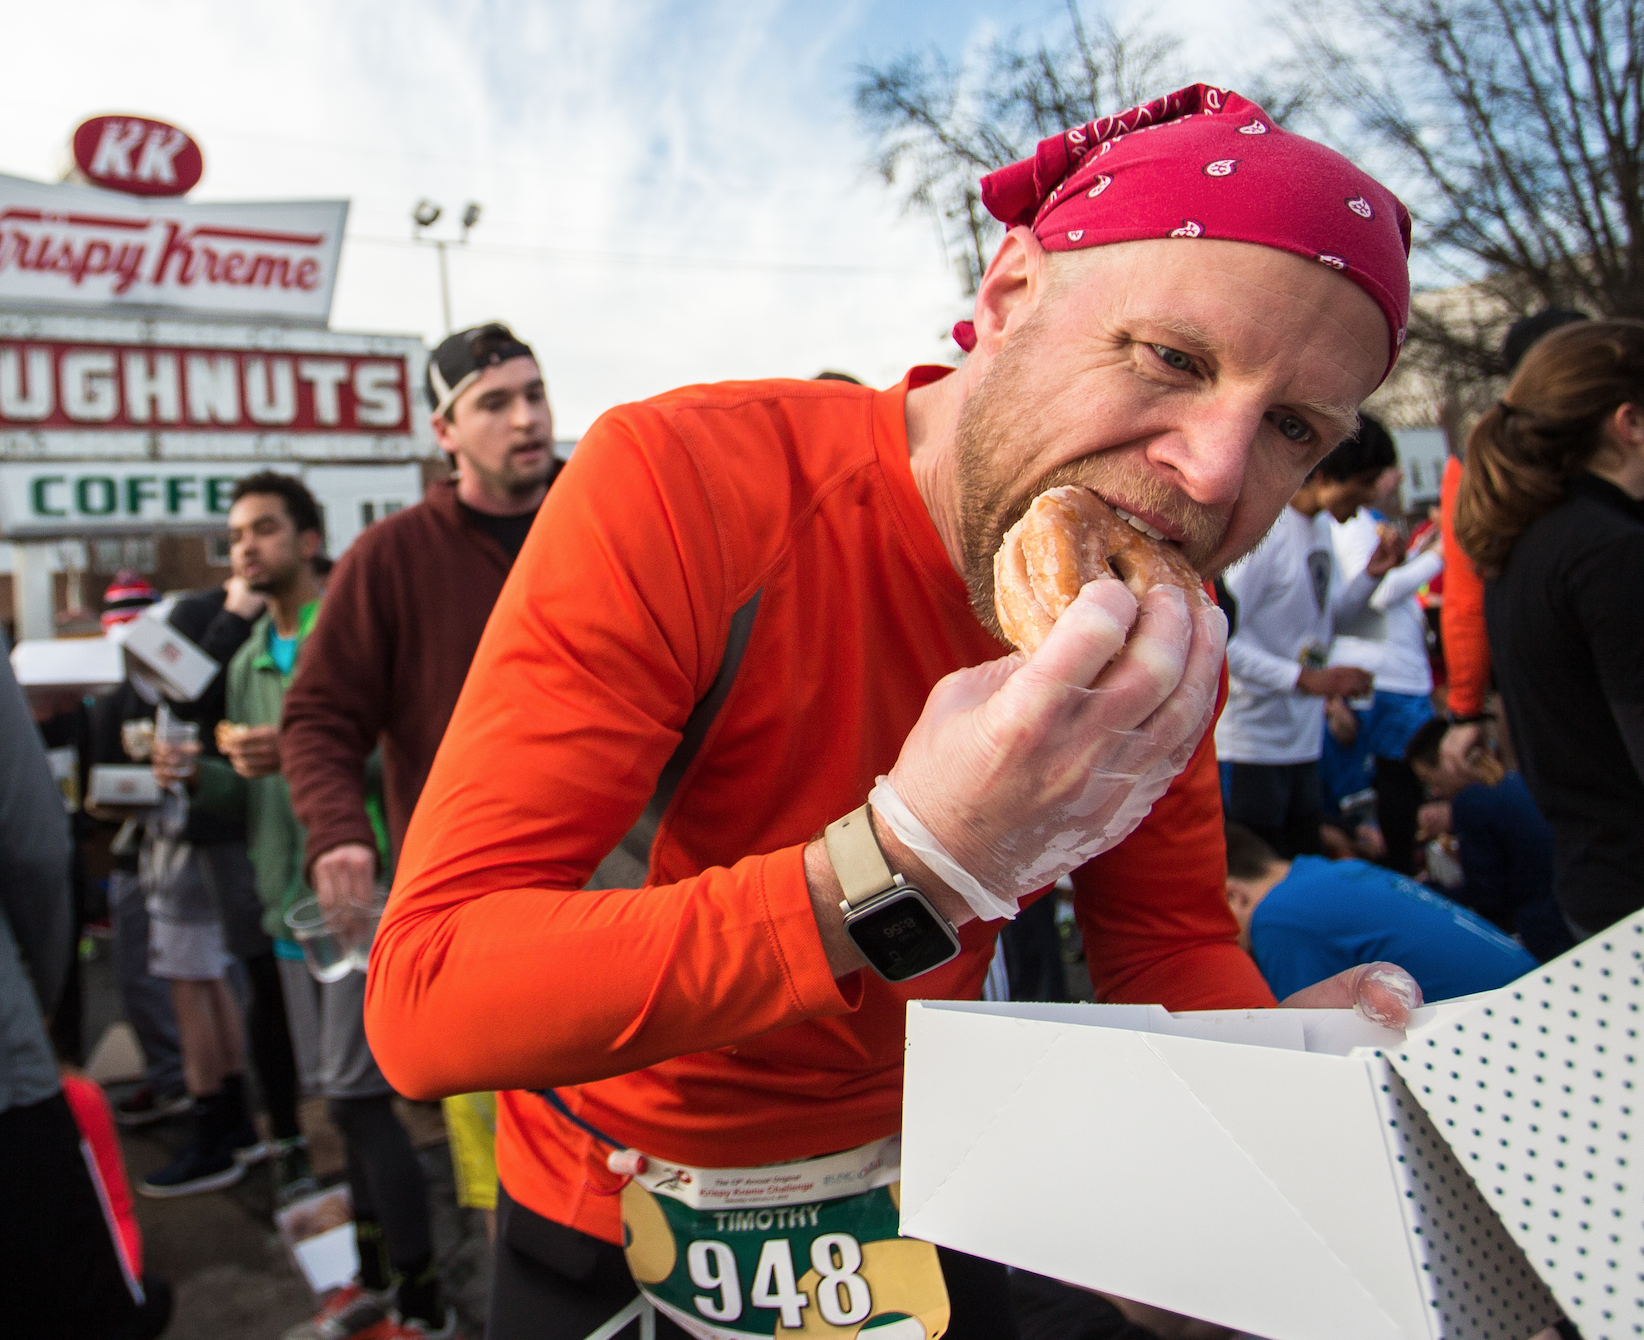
[343,232,928,275]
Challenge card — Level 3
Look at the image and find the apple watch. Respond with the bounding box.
[825,804,961,983]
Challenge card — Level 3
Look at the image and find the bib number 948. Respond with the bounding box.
[688,1232,871,1328]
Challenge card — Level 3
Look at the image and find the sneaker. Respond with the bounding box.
[282,1282,396,1340]
[380,1308,461,1340]
[139,1138,245,1198]
[272,1137,320,1207]
[114,1086,193,1128]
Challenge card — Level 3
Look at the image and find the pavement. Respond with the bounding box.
[82,941,494,1340]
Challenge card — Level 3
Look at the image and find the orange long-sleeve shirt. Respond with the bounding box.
[1440,454,1491,717]
[368,369,1274,1245]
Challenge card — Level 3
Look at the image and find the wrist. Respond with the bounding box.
[868,809,974,930]
[1446,711,1490,726]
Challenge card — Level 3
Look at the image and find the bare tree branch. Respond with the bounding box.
[1279,0,1644,372]
[853,4,1179,293]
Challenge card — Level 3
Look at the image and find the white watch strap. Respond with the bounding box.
[823,805,896,910]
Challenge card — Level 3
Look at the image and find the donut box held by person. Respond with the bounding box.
[368,85,1421,1339]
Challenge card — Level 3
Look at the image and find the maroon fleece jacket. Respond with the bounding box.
[281,477,518,877]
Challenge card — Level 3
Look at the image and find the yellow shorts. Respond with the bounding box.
[441,1091,498,1211]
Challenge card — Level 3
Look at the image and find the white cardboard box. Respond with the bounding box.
[900,997,1563,1340]
[10,636,124,692]
[1388,908,1643,1340]
[275,1186,358,1296]
[120,612,218,702]
[87,764,162,808]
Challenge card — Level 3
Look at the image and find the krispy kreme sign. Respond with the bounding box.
[0,338,408,433]
[72,115,204,198]
[0,173,345,323]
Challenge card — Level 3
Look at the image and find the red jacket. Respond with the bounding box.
[1440,455,1491,716]
[282,478,517,874]
[368,371,1271,1244]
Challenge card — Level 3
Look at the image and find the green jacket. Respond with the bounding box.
[195,601,321,942]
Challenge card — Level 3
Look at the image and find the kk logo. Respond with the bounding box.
[1237,119,1269,135]
[1316,253,1347,270]
[1203,159,1239,177]
[1346,196,1375,219]
[1087,175,1113,198]
[1169,219,1204,238]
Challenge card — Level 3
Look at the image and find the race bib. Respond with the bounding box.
[619,1136,949,1339]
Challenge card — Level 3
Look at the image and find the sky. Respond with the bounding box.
[0,0,1285,435]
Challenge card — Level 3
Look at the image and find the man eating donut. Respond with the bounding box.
[368,84,1415,1339]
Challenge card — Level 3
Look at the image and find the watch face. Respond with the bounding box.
[846,887,961,982]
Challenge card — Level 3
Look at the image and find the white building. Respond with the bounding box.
[0,144,437,642]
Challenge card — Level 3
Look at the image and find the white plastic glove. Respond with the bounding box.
[878,577,1228,921]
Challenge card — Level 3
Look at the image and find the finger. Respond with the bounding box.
[1280,961,1422,1028]
[1017,578,1138,692]
[1135,596,1228,756]
[923,652,1026,722]
[1069,583,1193,732]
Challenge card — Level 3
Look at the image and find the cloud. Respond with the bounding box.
[0,0,978,433]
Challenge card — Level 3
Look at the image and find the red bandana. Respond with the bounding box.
[953,83,1412,381]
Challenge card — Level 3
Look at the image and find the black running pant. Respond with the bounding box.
[328,1094,433,1271]
[244,950,301,1140]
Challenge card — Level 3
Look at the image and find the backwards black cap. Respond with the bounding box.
[426,322,535,417]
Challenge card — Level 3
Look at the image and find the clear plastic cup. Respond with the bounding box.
[285,897,356,983]
[346,884,390,972]
[154,715,200,779]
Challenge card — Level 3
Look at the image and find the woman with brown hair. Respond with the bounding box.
[1454,318,1644,938]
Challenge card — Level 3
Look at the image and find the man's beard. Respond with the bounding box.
[478,442,555,500]
[245,556,304,596]
[952,315,1228,640]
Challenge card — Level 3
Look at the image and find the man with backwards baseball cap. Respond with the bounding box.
[280,322,558,1339]
[369,86,1418,1338]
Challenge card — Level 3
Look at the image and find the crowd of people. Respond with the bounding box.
[7,80,1638,1340]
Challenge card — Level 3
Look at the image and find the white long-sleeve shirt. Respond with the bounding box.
[1327,509,1443,697]
[1215,506,1376,764]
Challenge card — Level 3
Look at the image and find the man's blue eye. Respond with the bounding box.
[1277,415,1311,442]
[1152,344,1193,372]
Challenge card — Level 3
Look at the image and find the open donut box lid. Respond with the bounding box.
[900,906,1643,1340]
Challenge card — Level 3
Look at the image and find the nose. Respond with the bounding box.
[1148,393,1266,508]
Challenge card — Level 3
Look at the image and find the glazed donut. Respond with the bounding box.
[993,485,1207,652]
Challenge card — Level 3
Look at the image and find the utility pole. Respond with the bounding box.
[411,199,482,334]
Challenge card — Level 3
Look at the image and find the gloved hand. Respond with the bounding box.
[1280,960,1424,1029]
[876,577,1227,922]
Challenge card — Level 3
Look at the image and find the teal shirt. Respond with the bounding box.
[268,629,298,676]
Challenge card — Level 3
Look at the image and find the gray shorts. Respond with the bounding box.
[149,914,231,981]
[276,956,393,1100]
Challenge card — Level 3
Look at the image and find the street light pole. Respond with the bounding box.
[411,199,481,335]
[435,238,451,333]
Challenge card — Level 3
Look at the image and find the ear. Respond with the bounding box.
[1612,401,1644,446]
[430,409,459,456]
[300,529,323,561]
[969,226,1051,359]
